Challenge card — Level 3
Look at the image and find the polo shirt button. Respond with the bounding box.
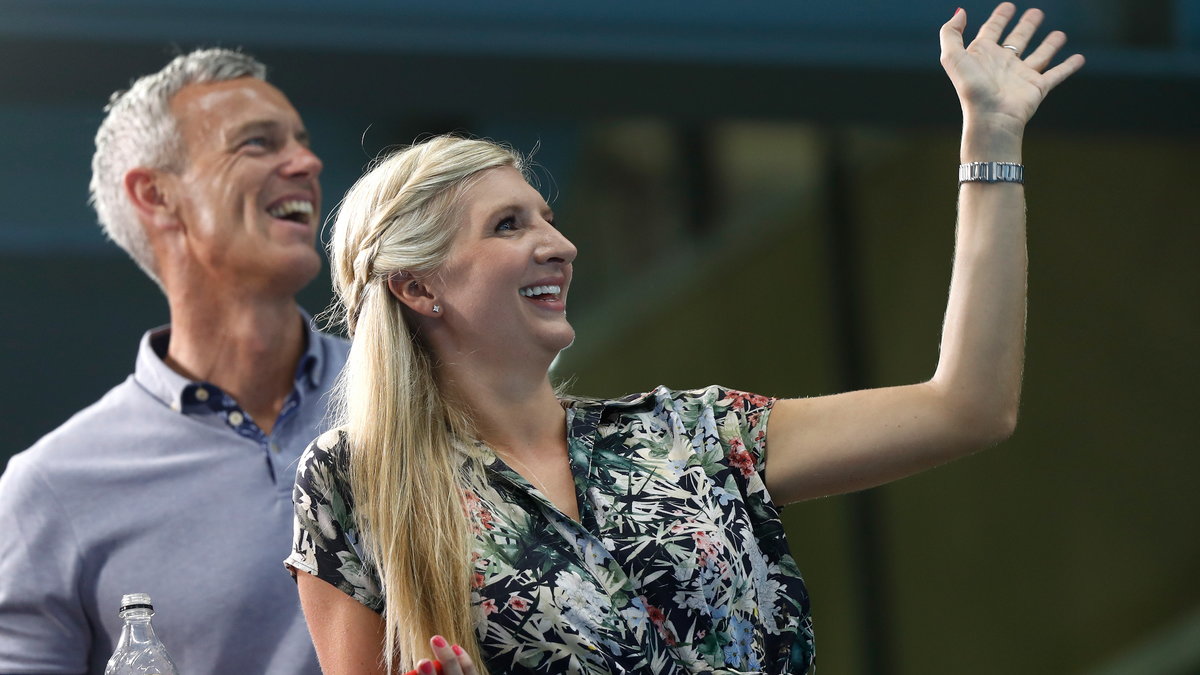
[270,442,281,454]
[195,388,210,402]
[228,411,245,426]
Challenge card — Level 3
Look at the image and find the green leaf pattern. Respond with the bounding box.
[288,386,815,673]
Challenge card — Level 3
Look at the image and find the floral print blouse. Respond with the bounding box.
[287,385,815,674]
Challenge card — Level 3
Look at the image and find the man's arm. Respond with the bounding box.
[0,454,92,673]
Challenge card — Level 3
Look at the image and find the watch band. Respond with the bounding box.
[958,161,1024,185]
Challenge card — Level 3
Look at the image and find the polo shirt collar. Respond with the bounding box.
[133,308,328,413]
[295,310,325,389]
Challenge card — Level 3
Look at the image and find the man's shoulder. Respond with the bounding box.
[312,328,350,360]
[312,328,349,348]
[11,375,158,470]
[306,327,350,385]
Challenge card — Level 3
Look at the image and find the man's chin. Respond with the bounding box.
[255,250,322,296]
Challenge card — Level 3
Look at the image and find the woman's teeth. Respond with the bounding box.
[519,285,562,298]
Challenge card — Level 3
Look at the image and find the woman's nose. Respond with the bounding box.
[536,221,577,265]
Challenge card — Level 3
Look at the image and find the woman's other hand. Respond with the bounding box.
[409,635,478,675]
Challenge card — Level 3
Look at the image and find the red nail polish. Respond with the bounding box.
[452,644,464,656]
[432,635,447,648]
[404,662,443,675]
[953,7,962,17]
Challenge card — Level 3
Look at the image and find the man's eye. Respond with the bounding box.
[241,136,270,149]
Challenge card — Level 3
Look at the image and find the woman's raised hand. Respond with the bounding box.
[940,3,1085,133]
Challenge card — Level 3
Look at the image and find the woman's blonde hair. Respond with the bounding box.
[328,135,524,673]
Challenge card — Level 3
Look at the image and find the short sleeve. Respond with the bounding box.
[646,384,779,496]
[710,387,776,474]
[0,455,92,672]
[285,429,384,613]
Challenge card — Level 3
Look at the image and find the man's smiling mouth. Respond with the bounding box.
[267,199,314,225]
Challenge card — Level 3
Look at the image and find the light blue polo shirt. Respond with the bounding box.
[0,313,348,675]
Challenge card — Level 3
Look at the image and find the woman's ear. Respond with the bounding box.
[387,271,441,317]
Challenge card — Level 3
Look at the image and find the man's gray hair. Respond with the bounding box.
[89,48,267,285]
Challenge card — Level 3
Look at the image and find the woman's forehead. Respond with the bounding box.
[460,166,547,217]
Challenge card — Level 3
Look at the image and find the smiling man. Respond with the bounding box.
[0,49,347,674]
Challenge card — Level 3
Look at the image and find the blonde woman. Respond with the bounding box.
[286,5,1083,674]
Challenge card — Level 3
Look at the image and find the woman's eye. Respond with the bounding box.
[495,217,517,232]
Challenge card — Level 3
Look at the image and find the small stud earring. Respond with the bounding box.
[432,304,442,314]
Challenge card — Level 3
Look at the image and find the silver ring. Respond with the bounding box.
[1002,44,1021,56]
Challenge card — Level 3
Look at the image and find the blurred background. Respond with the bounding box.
[2,0,1197,673]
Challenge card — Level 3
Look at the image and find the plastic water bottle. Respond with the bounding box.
[104,593,180,675]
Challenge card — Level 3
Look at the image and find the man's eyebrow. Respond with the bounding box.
[229,119,280,139]
[225,118,309,139]
[225,119,312,148]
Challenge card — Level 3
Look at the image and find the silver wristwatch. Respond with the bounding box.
[958,161,1024,185]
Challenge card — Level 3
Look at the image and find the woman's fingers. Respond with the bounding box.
[1022,29,1067,72]
[939,7,967,54]
[429,635,456,675]
[1041,52,1087,92]
[944,4,1086,102]
[411,659,441,675]
[996,7,1043,55]
[451,644,478,675]
[973,2,1017,44]
[428,635,477,675]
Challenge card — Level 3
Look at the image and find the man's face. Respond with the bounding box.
[166,77,322,295]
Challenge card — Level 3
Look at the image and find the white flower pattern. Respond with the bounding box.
[287,386,815,673]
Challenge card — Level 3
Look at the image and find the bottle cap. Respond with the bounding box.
[119,593,154,612]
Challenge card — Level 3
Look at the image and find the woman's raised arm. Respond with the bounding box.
[764,3,1084,504]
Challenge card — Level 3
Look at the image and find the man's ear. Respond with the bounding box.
[124,168,180,232]
[386,271,441,318]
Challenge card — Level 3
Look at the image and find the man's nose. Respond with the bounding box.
[283,141,323,178]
